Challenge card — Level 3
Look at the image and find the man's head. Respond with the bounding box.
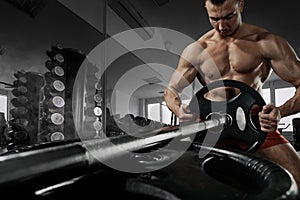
[205,0,244,37]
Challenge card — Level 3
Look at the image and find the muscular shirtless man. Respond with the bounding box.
[164,0,300,189]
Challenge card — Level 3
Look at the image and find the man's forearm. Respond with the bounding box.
[164,87,181,116]
[279,87,300,117]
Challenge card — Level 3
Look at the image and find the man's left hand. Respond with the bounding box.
[259,103,281,132]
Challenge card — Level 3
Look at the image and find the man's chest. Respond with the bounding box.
[199,40,264,79]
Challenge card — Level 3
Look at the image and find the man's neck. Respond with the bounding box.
[218,22,244,40]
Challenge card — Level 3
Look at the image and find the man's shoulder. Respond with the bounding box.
[244,23,268,32]
[241,23,277,41]
[196,30,215,47]
[198,29,215,40]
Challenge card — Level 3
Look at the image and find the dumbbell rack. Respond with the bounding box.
[7,44,106,147]
[9,70,44,146]
[39,45,90,143]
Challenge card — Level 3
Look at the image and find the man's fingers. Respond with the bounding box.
[261,103,275,114]
[260,104,277,130]
[259,119,278,126]
[181,104,191,113]
[179,106,200,123]
[179,104,194,122]
[259,105,280,121]
[181,113,195,119]
[260,123,273,129]
[259,113,278,123]
[195,116,201,122]
[179,113,198,123]
[261,125,275,132]
[259,104,280,132]
[260,120,277,132]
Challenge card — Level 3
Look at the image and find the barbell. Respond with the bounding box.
[133,79,267,153]
[0,80,269,183]
[85,80,268,165]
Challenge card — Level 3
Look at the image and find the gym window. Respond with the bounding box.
[0,89,9,121]
[146,99,190,125]
[145,96,175,125]
[262,88,271,104]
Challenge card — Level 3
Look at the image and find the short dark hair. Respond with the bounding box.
[206,0,226,4]
[205,0,239,5]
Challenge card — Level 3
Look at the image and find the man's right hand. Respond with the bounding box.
[178,104,200,123]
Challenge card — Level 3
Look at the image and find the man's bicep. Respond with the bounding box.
[168,59,198,93]
[266,36,300,86]
[167,42,202,92]
[271,58,300,86]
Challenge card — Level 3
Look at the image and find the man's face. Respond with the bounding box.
[205,0,242,37]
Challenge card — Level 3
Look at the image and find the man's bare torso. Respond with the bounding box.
[196,23,272,100]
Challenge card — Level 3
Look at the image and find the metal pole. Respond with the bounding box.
[85,115,228,161]
[101,0,108,137]
[0,114,227,185]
